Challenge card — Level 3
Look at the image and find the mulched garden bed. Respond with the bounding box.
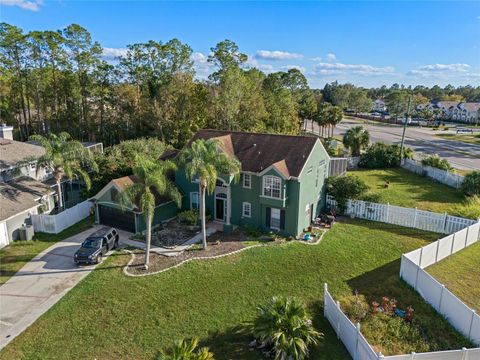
[127,230,254,275]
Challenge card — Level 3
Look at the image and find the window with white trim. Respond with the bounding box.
[263,175,281,199]
[190,192,199,209]
[243,174,251,189]
[242,202,251,218]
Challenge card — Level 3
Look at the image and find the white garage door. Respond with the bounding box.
[0,221,9,249]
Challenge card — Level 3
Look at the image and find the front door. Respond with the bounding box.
[215,197,225,222]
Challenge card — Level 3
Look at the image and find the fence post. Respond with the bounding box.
[450,232,456,256]
[413,207,418,228]
[464,226,469,249]
[378,352,384,360]
[354,322,361,360]
[434,240,440,263]
[468,310,476,339]
[411,352,416,360]
[461,347,467,360]
[477,218,480,241]
[443,212,448,234]
[438,285,445,313]
[385,203,390,223]
[335,301,341,338]
[323,283,328,317]
[414,248,423,289]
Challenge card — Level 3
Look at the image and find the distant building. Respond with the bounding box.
[433,101,460,119]
[451,102,480,124]
[372,99,386,112]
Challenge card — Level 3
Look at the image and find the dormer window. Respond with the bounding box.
[263,175,281,199]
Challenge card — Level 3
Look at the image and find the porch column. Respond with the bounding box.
[226,185,231,226]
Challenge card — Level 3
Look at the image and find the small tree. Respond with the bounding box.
[327,175,369,212]
[342,126,370,156]
[30,132,98,210]
[118,156,181,269]
[461,171,480,196]
[359,143,413,169]
[157,338,214,360]
[253,296,322,360]
[178,139,241,249]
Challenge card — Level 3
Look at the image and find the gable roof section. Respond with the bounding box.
[188,130,319,178]
[0,140,45,170]
[95,175,174,211]
[0,182,39,222]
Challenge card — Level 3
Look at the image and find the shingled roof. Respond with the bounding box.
[188,130,320,178]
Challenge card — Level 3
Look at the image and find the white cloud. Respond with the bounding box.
[326,53,336,62]
[407,63,471,77]
[313,62,395,76]
[281,65,306,73]
[102,47,128,60]
[191,52,214,79]
[0,0,43,11]
[255,50,304,61]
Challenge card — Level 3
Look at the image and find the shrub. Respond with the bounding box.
[340,293,370,323]
[327,175,369,212]
[421,155,453,171]
[453,196,480,219]
[252,297,322,360]
[461,171,480,196]
[156,338,214,360]
[177,210,199,226]
[359,143,412,169]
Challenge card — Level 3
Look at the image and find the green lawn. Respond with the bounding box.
[0,219,472,359]
[426,242,480,313]
[0,217,93,285]
[436,133,480,146]
[351,168,466,215]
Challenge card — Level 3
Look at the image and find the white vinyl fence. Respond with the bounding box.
[326,195,475,235]
[329,157,348,177]
[401,158,465,189]
[400,221,480,346]
[324,283,480,360]
[31,200,92,234]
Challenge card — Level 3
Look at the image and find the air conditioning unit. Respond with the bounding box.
[19,224,34,241]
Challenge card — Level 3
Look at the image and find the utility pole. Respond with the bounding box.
[399,95,411,164]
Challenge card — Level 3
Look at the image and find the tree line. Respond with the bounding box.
[2,22,479,148]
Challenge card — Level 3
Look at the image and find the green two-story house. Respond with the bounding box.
[93,130,332,238]
[172,130,331,237]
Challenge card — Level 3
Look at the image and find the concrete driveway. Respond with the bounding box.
[0,225,131,350]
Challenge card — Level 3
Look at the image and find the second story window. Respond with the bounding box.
[243,174,251,189]
[263,175,281,199]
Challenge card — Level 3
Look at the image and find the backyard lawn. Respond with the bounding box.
[0,217,93,285]
[0,219,472,360]
[351,168,466,215]
[426,241,480,313]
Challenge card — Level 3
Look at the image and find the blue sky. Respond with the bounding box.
[2,0,480,88]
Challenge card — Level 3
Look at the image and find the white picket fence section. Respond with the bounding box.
[400,221,480,346]
[31,200,92,234]
[324,283,480,360]
[326,195,475,235]
[401,158,465,189]
[329,157,348,177]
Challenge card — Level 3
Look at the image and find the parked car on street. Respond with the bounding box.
[74,227,119,264]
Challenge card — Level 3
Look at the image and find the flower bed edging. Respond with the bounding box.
[122,229,328,277]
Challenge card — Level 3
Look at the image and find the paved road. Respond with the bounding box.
[0,226,131,350]
[306,119,480,171]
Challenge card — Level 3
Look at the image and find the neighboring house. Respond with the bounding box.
[93,130,332,237]
[92,175,179,233]
[0,177,54,248]
[372,99,386,113]
[451,102,480,124]
[432,101,460,120]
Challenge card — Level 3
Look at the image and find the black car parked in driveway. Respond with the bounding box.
[74,227,119,265]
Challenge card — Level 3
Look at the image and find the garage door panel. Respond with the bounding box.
[98,205,135,233]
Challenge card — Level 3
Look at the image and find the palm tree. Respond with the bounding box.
[253,297,322,360]
[118,156,181,269]
[29,132,98,210]
[327,106,343,138]
[178,139,241,249]
[342,126,370,157]
[157,338,214,360]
